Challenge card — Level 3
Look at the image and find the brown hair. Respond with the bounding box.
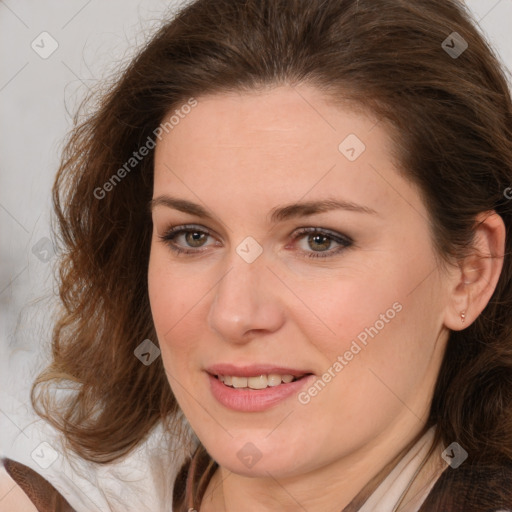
[31,0,512,510]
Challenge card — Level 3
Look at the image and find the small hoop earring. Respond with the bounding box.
[461,311,466,323]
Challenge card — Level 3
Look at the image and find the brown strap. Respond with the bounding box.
[2,458,76,512]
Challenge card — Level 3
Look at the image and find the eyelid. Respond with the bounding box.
[290,226,353,245]
[159,223,215,239]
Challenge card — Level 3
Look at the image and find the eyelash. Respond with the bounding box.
[158,224,353,259]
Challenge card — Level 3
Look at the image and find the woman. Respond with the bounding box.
[3,0,512,510]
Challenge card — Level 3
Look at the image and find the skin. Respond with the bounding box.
[147,84,505,512]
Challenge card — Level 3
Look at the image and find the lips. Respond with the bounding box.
[207,372,315,412]
[205,363,315,411]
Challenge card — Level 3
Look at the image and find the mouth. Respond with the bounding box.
[205,364,316,411]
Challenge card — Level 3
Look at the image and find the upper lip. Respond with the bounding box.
[206,363,313,378]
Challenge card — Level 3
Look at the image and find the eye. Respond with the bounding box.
[290,227,353,259]
[158,224,217,255]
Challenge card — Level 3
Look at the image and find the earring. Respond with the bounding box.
[460,311,466,323]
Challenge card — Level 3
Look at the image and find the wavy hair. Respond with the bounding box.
[31,0,512,510]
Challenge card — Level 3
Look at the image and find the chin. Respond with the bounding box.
[203,436,315,479]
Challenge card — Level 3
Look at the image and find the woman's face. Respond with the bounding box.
[148,85,453,478]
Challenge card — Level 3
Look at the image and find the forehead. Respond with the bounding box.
[155,85,379,157]
[152,85,423,222]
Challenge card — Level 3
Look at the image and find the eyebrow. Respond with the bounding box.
[148,195,377,223]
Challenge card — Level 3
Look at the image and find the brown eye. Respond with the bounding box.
[158,225,215,255]
[292,227,353,259]
[307,233,332,252]
[184,231,208,247]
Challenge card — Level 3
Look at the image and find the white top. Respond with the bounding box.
[1,418,447,512]
[1,411,197,512]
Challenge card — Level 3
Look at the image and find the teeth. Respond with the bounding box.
[247,375,267,389]
[231,376,248,388]
[218,373,299,389]
[267,374,283,387]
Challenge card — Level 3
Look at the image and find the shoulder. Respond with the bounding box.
[0,458,75,512]
[420,461,512,512]
[0,463,38,512]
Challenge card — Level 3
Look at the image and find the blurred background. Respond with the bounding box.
[1,0,511,500]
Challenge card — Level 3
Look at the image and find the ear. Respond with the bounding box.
[444,211,506,331]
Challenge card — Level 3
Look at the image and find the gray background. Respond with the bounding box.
[1,0,511,468]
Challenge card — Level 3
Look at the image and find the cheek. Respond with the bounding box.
[148,264,203,419]
[292,293,439,458]
[147,250,195,362]
[294,251,443,401]
[290,258,407,357]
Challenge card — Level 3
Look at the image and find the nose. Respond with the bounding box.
[207,251,285,344]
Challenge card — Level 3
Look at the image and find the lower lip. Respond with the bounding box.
[207,373,315,412]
